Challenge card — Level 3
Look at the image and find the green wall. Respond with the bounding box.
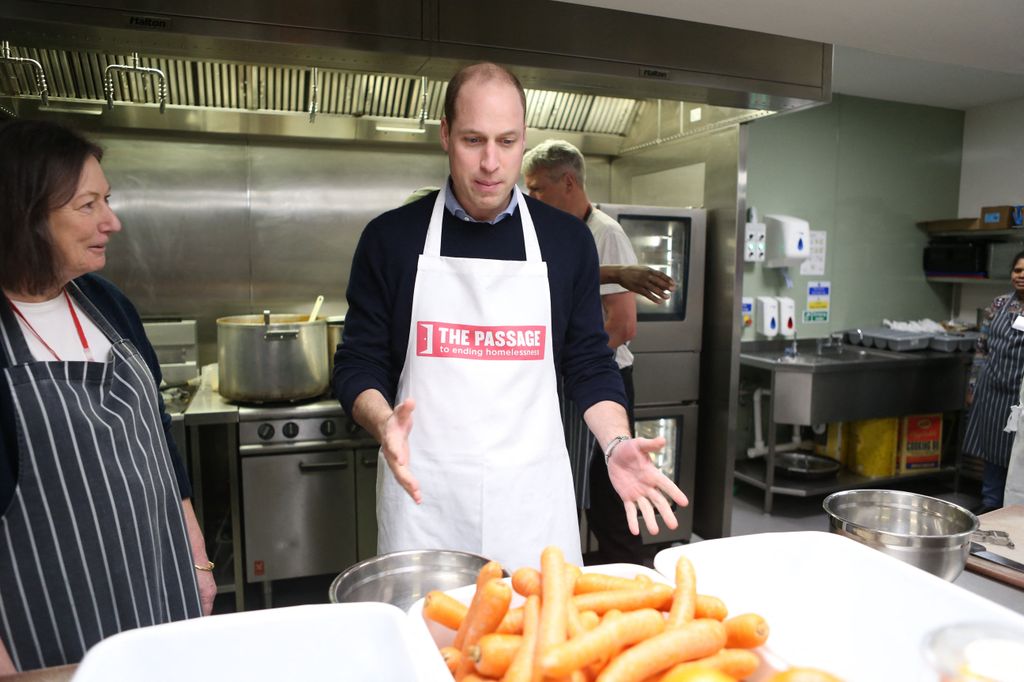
[742,94,964,340]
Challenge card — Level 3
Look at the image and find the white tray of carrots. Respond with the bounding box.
[408,545,830,682]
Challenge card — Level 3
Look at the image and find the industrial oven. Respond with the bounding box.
[595,204,706,544]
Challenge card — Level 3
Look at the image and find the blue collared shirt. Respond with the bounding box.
[444,178,518,224]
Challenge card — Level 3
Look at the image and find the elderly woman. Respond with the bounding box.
[0,120,214,674]
[963,250,1024,513]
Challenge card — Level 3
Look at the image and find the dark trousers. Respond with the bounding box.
[586,366,652,565]
[981,460,1008,509]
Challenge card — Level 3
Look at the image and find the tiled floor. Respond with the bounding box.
[214,474,1024,615]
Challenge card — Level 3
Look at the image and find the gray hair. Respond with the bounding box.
[522,139,586,188]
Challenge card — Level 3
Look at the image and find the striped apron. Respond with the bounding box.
[963,293,1024,468]
[0,283,201,672]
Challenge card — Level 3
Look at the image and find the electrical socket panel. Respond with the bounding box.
[744,222,766,262]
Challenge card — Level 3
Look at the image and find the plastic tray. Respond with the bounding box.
[868,329,934,351]
[930,332,979,352]
[654,531,1024,682]
[845,328,889,347]
[73,602,450,682]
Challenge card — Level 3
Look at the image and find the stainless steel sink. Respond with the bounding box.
[739,339,969,424]
[743,344,909,368]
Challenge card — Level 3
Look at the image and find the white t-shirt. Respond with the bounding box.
[586,206,637,370]
[9,292,113,363]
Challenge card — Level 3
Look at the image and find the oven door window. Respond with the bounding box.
[636,417,679,485]
[619,215,691,322]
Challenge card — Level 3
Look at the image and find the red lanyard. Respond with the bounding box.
[6,288,95,362]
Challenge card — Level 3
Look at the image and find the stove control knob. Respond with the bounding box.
[320,420,337,437]
[257,423,275,441]
[282,422,299,439]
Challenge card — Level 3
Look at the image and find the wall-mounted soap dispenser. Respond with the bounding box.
[755,296,779,337]
[764,215,809,268]
[776,296,796,338]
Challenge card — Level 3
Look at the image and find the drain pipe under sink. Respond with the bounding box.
[746,387,805,458]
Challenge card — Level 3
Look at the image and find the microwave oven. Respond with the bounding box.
[923,241,987,278]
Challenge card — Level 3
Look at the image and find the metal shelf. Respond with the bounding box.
[734,458,957,498]
[923,229,1024,241]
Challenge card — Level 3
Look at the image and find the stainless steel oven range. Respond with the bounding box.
[237,399,378,606]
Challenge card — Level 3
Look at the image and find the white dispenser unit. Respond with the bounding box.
[755,296,779,337]
[776,296,796,337]
[764,215,809,268]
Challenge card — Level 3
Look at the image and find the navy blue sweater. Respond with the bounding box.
[0,274,191,513]
[333,191,625,416]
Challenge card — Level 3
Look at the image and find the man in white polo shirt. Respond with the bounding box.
[523,139,647,564]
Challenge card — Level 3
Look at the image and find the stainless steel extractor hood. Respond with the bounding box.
[0,0,830,148]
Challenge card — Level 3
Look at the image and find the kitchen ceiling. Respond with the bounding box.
[560,0,1024,110]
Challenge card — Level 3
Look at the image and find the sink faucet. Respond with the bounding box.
[784,332,798,358]
[816,332,846,355]
[830,331,845,354]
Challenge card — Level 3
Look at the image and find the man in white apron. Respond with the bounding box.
[334,63,688,570]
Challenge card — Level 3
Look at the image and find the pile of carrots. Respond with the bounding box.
[420,546,838,682]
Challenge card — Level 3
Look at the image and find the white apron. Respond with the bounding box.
[1003,375,1024,506]
[376,186,582,570]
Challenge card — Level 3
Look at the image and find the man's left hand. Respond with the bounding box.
[605,436,689,536]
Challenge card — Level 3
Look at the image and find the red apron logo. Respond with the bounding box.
[416,321,546,360]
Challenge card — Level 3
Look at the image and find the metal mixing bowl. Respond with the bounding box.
[823,489,979,581]
[329,549,501,611]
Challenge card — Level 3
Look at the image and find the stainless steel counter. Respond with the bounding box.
[737,339,972,513]
[739,339,970,425]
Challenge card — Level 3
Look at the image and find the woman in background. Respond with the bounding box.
[0,120,214,673]
[963,251,1024,513]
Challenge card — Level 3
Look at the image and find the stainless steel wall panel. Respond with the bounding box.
[95,133,251,357]
[246,143,449,320]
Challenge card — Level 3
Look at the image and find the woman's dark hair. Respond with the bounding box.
[0,119,104,296]
[1012,250,1024,274]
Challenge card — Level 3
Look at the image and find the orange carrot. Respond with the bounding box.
[635,573,653,586]
[468,633,523,678]
[573,584,673,614]
[580,610,600,631]
[512,567,542,597]
[667,556,696,627]
[584,610,623,680]
[540,608,666,677]
[565,566,585,638]
[462,675,495,682]
[595,618,727,682]
[695,595,728,621]
[496,606,524,634]
[533,546,569,680]
[455,579,513,679]
[658,649,760,681]
[441,646,464,674]
[454,561,505,650]
[425,590,469,631]
[723,613,769,649]
[501,594,540,682]
[575,573,648,594]
[766,668,844,682]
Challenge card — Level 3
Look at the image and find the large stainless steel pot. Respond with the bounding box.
[326,316,344,373]
[217,312,328,402]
